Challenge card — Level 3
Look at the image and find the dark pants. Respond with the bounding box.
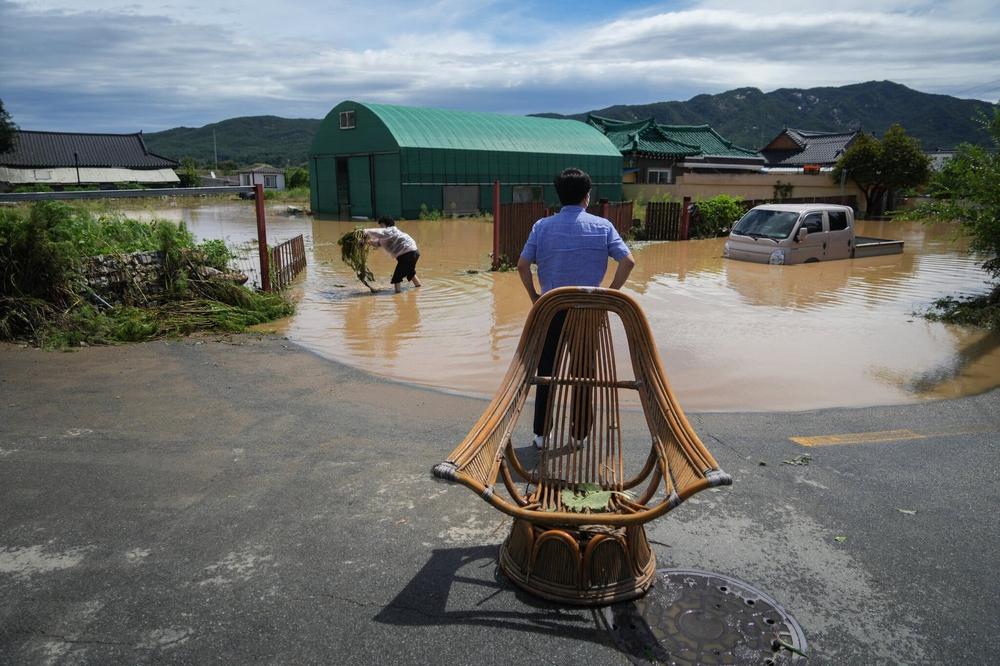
[533,310,593,439]
[391,250,420,284]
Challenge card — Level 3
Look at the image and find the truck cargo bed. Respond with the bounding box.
[854,236,904,258]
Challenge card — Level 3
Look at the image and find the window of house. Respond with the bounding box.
[647,168,673,184]
[828,210,848,231]
[512,185,543,203]
[264,174,278,189]
[339,110,356,129]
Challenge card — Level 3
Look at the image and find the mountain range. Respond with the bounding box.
[143,81,995,167]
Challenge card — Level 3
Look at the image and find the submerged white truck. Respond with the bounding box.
[722,203,903,265]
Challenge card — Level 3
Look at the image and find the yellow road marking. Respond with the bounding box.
[790,427,996,447]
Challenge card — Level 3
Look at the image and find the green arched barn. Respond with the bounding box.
[309,101,623,219]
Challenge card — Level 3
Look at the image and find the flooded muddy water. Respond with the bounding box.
[127,202,1000,411]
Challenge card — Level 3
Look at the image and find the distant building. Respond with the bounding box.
[926,149,957,171]
[0,130,179,192]
[238,165,285,190]
[586,115,764,184]
[760,128,860,172]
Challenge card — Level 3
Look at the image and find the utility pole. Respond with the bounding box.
[213,129,218,171]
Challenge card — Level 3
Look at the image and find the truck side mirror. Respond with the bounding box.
[797,228,809,243]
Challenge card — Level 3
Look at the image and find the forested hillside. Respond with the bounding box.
[537,81,994,150]
[144,82,994,166]
[144,116,320,167]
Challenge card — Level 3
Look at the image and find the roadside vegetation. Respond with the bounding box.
[0,201,293,347]
[894,105,1000,329]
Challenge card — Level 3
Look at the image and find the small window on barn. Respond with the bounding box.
[513,186,543,203]
[340,110,356,129]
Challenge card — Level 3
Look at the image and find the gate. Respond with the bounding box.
[269,234,307,290]
[495,201,547,267]
[643,201,684,240]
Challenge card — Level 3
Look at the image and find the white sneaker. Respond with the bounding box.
[532,434,545,450]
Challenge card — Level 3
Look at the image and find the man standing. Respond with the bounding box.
[516,168,635,449]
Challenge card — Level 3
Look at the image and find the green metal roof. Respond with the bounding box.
[588,115,761,160]
[359,102,622,156]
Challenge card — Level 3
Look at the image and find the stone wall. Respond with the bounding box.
[83,250,165,306]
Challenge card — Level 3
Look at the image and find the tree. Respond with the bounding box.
[177,157,201,188]
[929,105,1000,283]
[832,124,930,217]
[0,99,18,154]
[285,166,309,190]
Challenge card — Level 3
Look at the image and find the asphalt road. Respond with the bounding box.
[1,336,997,665]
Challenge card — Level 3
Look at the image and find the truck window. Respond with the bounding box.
[828,211,848,231]
[732,209,800,239]
[802,213,823,233]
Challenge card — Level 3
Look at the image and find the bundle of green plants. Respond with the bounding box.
[337,227,377,292]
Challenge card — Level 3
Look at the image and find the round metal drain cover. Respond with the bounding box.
[598,569,807,665]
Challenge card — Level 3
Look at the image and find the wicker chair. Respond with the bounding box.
[432,287,731,604]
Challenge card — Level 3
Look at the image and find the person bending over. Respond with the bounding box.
[365,217,422,293]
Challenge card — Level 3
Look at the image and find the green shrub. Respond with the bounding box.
[197,239,233,271]
[693,195,744,238]
[419,203,442,220]
[285,167,309,189]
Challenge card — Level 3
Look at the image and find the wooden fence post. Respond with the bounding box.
[254,183,271,291]
[680,196,691,241]
[492,180,501,270]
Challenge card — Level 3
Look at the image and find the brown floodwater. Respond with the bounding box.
[125,202,1000,411]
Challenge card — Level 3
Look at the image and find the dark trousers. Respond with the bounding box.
[533,311,593,439]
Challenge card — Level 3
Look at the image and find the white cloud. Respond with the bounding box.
[1,0,997,131]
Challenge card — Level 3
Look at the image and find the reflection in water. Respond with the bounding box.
[119,203,1000,411]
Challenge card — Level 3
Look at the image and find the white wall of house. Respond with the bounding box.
[238,172,285,190]
[0,166,179,185]
[624,171,867,211]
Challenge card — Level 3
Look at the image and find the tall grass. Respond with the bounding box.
[0,201,294,346]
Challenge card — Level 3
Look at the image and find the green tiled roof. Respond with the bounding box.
[588,115,761,160]
[361,103,622,156]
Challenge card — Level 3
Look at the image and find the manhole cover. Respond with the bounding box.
[598,569,807,665]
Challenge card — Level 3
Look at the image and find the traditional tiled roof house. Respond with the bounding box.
[586,115,764,184]
[0,130,179,191]
[760,128,860,172]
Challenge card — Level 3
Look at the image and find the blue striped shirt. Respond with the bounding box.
[519,206,631,293]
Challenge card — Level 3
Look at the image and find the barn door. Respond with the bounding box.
[347,155,373,218]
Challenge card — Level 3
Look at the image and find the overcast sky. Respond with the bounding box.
[2,0,998,133]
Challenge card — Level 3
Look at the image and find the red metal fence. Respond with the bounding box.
[495,201,547,267]
[269,234,307,290]
[587,201,635,238]
[493,197,637,268]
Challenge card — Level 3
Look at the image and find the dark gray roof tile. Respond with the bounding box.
[0,131,179,169]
